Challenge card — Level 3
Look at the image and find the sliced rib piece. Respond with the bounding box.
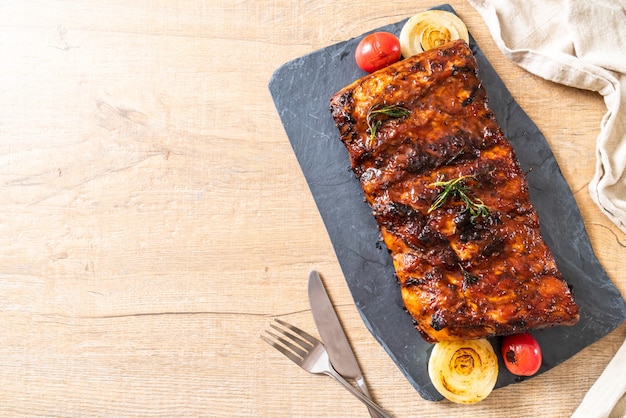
[330,39,579,343]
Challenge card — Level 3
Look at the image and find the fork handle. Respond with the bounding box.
[324,368,393,418]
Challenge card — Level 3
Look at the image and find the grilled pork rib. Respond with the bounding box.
[330,39,579,343]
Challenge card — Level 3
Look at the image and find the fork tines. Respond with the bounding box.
[261,318,319,364]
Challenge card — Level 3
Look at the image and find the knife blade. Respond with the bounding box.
[308,270,378,417]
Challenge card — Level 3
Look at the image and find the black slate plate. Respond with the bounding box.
[268,4,626,401]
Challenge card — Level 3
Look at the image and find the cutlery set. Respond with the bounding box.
[262,270,626,417]
[261,270,391,417]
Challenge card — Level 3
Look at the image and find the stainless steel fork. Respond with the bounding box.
[261,318,393,418]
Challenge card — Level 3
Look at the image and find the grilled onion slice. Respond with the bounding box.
[400,10,469,58]
[428,339,498,404]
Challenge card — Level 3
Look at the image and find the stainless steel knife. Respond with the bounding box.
[308,270,379,418]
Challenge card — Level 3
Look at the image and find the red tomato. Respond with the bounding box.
[501,333,542,376]
[355,32,401,73]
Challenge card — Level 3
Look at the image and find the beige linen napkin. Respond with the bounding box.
[571,336,626,418]
[468,0,626,234]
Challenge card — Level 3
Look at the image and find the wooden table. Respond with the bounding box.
[1,1,624,417]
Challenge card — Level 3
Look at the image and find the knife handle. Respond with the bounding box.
[324,366,392,418]
[355,376,379,418]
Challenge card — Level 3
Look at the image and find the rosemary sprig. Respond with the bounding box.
[460,264,480,289]
[428,174,489,222]
[366,103,410,146]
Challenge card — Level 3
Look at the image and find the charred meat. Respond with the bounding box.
[330,40,579,343]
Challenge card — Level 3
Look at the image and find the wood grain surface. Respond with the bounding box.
[0,1,624,417]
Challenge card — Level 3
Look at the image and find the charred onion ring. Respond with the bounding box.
[428,339,498,404]
[400,10,470,58]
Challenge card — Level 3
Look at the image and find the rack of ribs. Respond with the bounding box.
[329,39,579,343]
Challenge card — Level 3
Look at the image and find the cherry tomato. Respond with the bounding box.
[355,32,401,73]
[501,333,542,376]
